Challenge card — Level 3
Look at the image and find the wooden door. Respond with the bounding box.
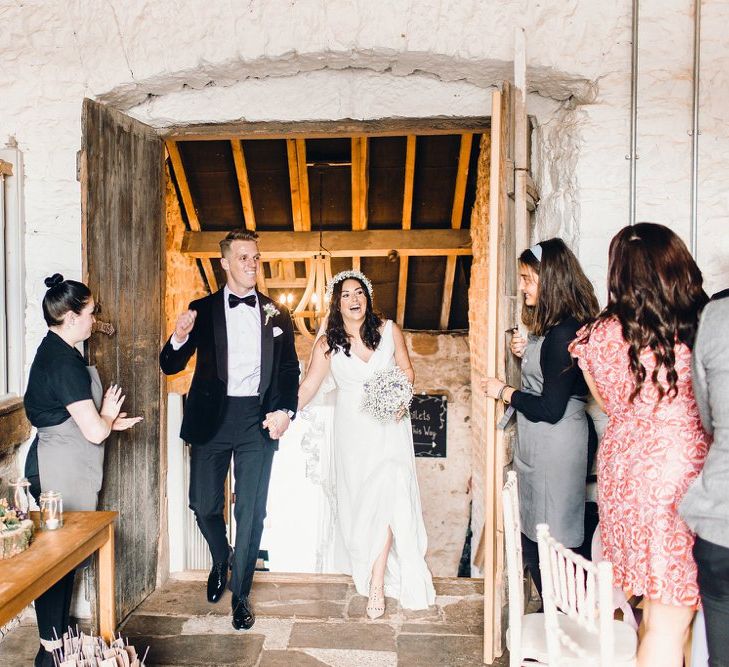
[81,99,164,622]
[481,79,534,663]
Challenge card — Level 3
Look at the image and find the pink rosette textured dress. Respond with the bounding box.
[570,317,711,607]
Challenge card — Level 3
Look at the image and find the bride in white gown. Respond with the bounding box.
[298,271,436,618]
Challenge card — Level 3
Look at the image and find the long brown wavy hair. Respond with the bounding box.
[325,277,383,357]
[520,238,599,336]
[591,222,708,402]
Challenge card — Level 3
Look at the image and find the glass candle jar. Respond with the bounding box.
[9,478,31,520]
[39,491,63,530]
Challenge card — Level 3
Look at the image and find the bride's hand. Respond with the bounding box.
[395,405,409,421]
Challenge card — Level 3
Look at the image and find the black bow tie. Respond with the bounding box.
[228,293,257,309]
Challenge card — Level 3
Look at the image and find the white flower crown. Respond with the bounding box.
[325,270,374,303]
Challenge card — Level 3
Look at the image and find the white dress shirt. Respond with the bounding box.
[223,286,262,396]
[171,286,262,397]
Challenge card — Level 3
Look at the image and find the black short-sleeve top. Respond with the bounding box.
[24,331,93,428]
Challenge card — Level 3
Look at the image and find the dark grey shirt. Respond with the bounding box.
[679,296,729,548]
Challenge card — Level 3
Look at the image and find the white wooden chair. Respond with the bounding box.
[536,523,637,667]
[502,470,548,666]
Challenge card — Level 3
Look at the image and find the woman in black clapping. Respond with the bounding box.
[24,274,142,667]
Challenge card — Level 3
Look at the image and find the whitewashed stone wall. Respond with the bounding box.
[2,0,728,578]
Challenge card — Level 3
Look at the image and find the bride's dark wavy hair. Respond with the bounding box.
[325,277,383,357]
[587,222,707,402]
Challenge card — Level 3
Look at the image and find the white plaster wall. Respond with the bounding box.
[2,1,726,367]
[568,0,729,299]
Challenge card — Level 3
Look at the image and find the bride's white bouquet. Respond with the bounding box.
[361,366,414,422]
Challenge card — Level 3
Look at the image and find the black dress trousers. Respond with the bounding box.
[188,396,275,597]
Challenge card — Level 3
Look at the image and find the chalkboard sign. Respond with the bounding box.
[410,394,447,458]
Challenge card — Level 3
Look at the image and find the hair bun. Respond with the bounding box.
[44,273,64,288]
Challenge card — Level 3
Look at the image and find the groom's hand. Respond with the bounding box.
[262,411,291,440]
[173,309,197,344]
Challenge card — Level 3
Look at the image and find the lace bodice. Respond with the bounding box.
[329,320,395,393]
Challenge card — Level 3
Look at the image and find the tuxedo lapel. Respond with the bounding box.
[212,289,228,383]
[258,293,274,401]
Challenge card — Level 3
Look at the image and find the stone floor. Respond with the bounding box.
[0,575,510,666]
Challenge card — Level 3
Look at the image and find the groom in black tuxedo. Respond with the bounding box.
[160,228,299,630]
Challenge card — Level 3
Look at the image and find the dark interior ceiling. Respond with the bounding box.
[168,131,483,332]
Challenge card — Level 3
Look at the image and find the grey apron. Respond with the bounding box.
[515,334,588,547]
[37,366,105,512]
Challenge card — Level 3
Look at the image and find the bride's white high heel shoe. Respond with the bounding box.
[366,584,385,620]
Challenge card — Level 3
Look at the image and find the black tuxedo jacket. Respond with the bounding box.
[159,289,299,444]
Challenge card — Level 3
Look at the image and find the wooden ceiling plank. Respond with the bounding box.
[230,139,256,232]
[182,229,472,259]
[167,140,218,292]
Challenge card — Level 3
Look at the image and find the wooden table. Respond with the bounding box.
[0,511,117,640]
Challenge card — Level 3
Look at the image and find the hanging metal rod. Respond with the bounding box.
[628,0,640,226]
[690,0,702,257]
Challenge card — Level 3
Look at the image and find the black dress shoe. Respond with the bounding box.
[34,646,54,667]
[231,593,255,630]
[207,560,229,603]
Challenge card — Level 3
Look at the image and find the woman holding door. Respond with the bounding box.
[481,239,599,597]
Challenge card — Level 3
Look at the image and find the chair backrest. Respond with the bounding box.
[536,523,615,667]
[502,470,525,663]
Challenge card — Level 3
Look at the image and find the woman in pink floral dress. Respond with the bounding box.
[570,223,710,667]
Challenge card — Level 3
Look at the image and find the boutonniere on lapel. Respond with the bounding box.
[263,302,280,326]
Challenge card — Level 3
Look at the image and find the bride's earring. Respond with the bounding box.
[366,584,385,620]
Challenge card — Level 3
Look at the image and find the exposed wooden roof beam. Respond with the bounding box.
[296,139,311,231]
[440,257,457,330]
[397,135,417,327]
[286,139,311,233]
[396,257,409,329]
[230,140,256,232]
[440,133,473,329]
[285,140,312,294]
[230,139,268,294]
[286,139,303,232]
[182,229,472,259]
[351,137,369,271]
[167,141,218,292]
[163,117,490,141]
[351,137,369,231]
[450,134,473,230]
